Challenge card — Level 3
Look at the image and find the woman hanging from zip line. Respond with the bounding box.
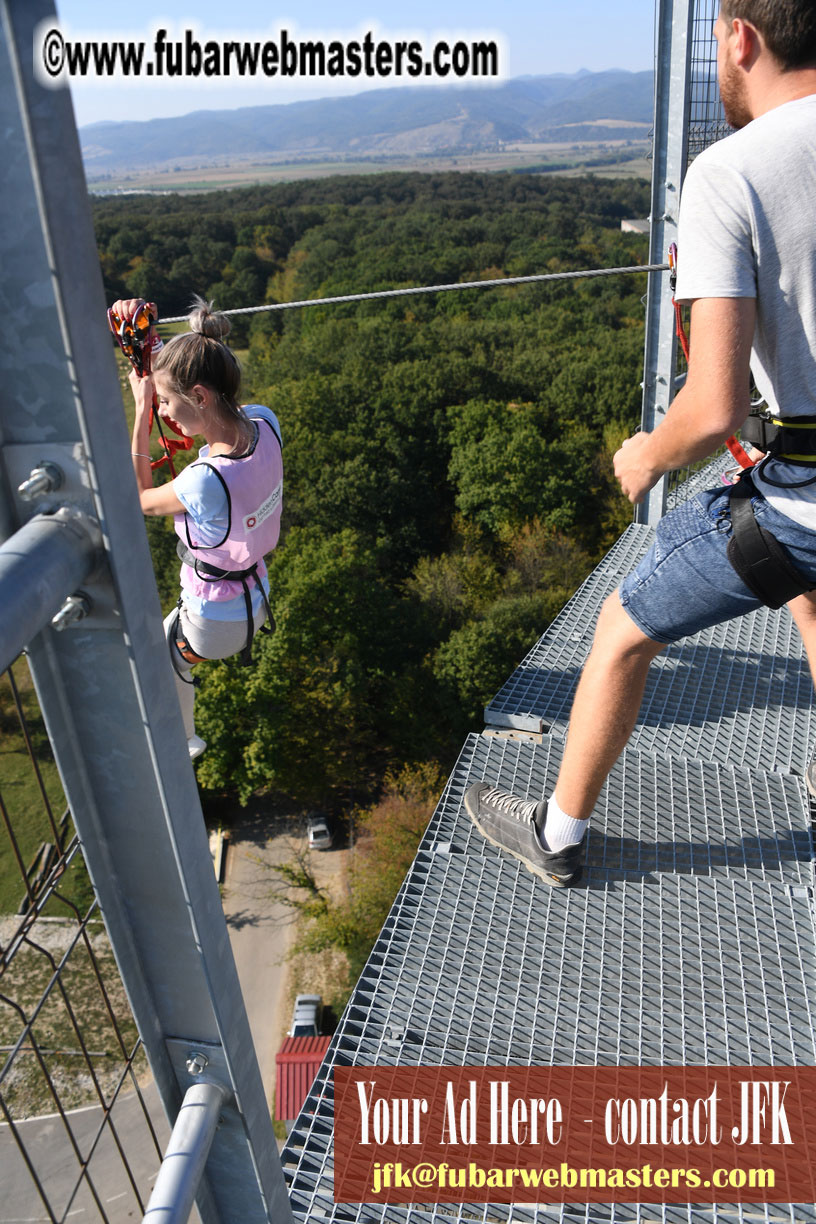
[114,295,283,761]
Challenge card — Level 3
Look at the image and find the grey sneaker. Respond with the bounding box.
[806,763,816,799]
[188,734,207,761]
[464,782,585,887]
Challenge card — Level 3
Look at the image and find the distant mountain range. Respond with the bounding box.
[79,70,654,178]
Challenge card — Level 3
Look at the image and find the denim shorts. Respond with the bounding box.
[618,485,816,644]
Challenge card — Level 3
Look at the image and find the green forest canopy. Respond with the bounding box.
[95,171,650,809]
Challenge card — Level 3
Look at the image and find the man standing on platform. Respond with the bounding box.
[466,1,816,886]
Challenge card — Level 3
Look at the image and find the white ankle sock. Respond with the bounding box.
[539,793,587,852]
[188,734,207,761]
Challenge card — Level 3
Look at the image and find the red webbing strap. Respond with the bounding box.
[673,299,691,363]
[107,301,194,477]
[725,435,754,468]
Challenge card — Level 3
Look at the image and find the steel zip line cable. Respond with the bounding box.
[159,262,668,324]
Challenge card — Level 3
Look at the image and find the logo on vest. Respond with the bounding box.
[243,480,282,532]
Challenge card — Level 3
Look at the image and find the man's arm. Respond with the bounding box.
[614,295,756,503]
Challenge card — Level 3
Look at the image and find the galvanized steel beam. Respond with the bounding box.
[0,3,294,1221]
[638,0,694,525]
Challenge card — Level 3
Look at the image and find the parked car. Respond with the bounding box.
[288,994,323,1038]
[307,816,334,851]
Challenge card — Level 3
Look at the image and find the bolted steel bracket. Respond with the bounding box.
[5,442,91,520]
[3,442,119,628]
[18,461,63,502]
[52,592,92,632]
[186,1051,210,1076]
[166,1036,229,1092]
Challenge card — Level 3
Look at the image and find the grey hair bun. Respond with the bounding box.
[188,294,231,341]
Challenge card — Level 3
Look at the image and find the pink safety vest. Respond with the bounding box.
[174,414,283,603]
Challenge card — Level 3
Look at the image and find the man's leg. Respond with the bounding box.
[464,590,666,886]
[551,590,667,823]
[788,591,816,688]
[787,591,816,796]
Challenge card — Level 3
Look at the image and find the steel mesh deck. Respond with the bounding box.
[666,454,733,510]
[283,741,816,1224]
[283,460,816,1224]
[484,523,651,733]
[433,736,813,886]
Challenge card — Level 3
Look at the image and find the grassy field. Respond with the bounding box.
[0,662,97,919]
[88,140,651,194]
[0,662,133,1119]
[0,917,146,1119]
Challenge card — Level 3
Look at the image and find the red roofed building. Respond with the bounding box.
[275,1035,331,1133]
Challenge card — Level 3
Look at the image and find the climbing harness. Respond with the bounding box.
[172,415,282,669]
[107,300,194,476]
[165,568,275,682]
[739,411,816,486]
[726,471,815,608]
[174,544,276,667]
[165,604,205,686]
[163,594,274,682]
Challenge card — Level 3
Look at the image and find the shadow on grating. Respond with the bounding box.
[432,735,813,885]
[282,733,816,1224]
[283,844,816,1222]
[666,454,733,511]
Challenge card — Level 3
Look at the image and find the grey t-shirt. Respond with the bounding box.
[674,94,816,527]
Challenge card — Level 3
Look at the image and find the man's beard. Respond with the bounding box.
[719,56,752,129]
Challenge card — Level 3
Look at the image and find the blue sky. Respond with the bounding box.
[55,0,657,128]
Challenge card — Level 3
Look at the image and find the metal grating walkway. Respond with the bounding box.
[282,461,816,1223]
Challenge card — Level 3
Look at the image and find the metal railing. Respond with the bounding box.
[1,656,164,1221]
[688,0,731,158]
[0,3,296,1221]
[638,0,731,523]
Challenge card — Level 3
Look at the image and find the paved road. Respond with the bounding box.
[0,1080,170,1221]
[221,820,299,1107]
